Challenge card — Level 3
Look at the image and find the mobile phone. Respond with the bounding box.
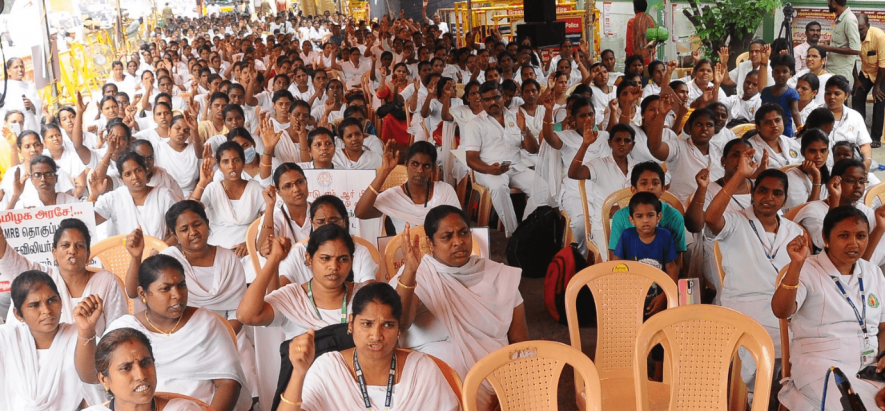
[501,161,511,167]
[857,365,885,383]
[10,123,21,134]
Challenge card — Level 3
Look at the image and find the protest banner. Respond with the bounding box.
[792,7,885,46]
[0,203,97,267]
[301,169,381,241]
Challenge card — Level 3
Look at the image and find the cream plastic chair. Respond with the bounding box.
[565,261,677,411]
[380,165,409,191]
[865,182,885,208]
[90,234,168,314]
[601,188,684,253]
[778,164,800,174]
[561,209,576,246]
[576,180,604,264]
[730,123,756,139]
[633,305,776,411]
[461,340,602,411]
[713,241,751,411]
[409,350,463,402]
[775,267,792,411]
[245,218,262,274]
[783,201,810,221]
[383,225,481,281]
[153,392,214,410]
[296,235,382,280]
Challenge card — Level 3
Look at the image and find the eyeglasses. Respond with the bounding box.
[31,172,57,180]
[843,178,868,186]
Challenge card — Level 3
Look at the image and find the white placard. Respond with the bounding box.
[301,169,380,241]
[0,203,97,267]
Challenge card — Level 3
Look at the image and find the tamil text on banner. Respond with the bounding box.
[301,169,381,242]
[0,203,97,267]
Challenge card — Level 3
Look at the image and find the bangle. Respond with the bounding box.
[78,333,96,345]
[544,121,555,125]
[573,157,583,163]
[100,158,110,166]
[260,161,273,167]
[279,394,301,407]
[397,279,416,289]
[263,224,273,229]
[368,185,380,195]
[779,282,799,290]
[812,183,822,186]
[263,152,275,157]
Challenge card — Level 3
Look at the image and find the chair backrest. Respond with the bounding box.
[462,340,602,411]
[633,305,775,411]
[714,241,726,286]
[730,123,756,138]
[153,392,214,410]
[353,235,382,272]
[601,188,684,253]
[578,179,594,254]
[382,225,481,281]
[564,261,679,399]
[735,52,750,66]
[208,310,238,350]
[783,201,809,221]
[380,165,409,191]
[423,351,463,402]
[245,218,262,275]
[865,182,885,208]
[90,234,168,314]
[778,164,800,173]
[561,209,576,246]
[775,267,791,380]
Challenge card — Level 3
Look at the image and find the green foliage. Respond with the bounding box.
[683,0,780,65]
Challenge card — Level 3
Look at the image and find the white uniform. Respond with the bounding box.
[662,138,725,204]
[582,155,635,254]
[728,60,774,98]
[827,107,871,168]
[778,253,885,411]
[746,134,803,169]
[794,200,877,251]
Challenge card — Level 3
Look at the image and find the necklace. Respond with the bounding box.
[145,309,184,336]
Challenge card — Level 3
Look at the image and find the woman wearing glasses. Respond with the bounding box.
[3,156,78,209]
[0,131,74,209]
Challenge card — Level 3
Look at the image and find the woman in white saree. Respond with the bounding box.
[277,282,460,411]
[0,270,105,410]
[4,57,42,132]
[355,141,461,233]
[0,218,127,332]
[87,150,178,242]
[81,327,203,411]
[393,205,528,410]
[1,131,75,209]
[104,254,250,411]
[332,117,382,170]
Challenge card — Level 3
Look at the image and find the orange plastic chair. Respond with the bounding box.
[730,123,756,139]
[380,165,409,191]
[633,305,776,411]
[90,234,168,314]
[461,340,602,411]
[865,182,885,208]
[382,225,481,281]
[565,261,677,411]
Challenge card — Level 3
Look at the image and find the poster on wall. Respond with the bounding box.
[603,2,614,36]
[792,7,885,46]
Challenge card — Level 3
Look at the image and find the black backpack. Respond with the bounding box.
[506,206,564,278]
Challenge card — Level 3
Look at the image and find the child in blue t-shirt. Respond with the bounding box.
[613,191,679,381]
[760,53,802,137]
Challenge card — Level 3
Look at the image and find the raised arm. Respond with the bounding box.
[705,148,755,235]
[395,224,422,330]
[864,206,885,261]
[538,88,564,149]
[772,235,808,318]
[71,92,94,165]
[237,236,291,324]
[645,92,672,161]
[123,227,145,298]
[188,145,216,203]
[566,120,598,180]
[257,186,278,256]
[73,295,103,384]
[277,329,316,411]
[355,141,397,220]
[684,167,710,233]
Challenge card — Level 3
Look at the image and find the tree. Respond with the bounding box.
[682,0,781,67]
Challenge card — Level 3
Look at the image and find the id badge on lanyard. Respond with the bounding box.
[832,275,877,366]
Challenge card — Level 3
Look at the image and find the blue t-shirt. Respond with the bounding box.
[760,86,800,137]
[609,202,686,252]
[613,226,678,271]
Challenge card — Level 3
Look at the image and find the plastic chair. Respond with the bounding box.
[775,266,792,389]
[245,218,262,275]
[778,164,800,174]
[461,340,602,411]
[561,209,576,246]
[713,241,752,411]
[783,201,809,221]
[730,123,756,139]
[865,182,885,208]
[565,261,677,411]
[422,351,463,402]
[735,52,750,66]
[383,225,481,281]
[90,234,169,314]
[380,165,409,191]
[633,305,776,411]
[456,83,465,98]
[209,310,238,350]
[601,188,684,253]
[576,180,607,265]
[468,171,493,227]
[153,392,214,410]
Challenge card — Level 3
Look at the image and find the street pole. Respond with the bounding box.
[39,0,59,109]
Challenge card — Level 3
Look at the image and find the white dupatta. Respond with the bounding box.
[0,323,84,411]
[202,179,265,248]
[374,181,462,228]
[104,309,251,410]
[301,351,460,411]
[161,247,246,312]
[402,254,522,378]
[265,282,366,330]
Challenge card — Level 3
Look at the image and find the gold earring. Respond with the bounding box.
[141,298,146,303]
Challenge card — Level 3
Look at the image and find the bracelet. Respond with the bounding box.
[779,282,799,290]
[260,161,273,167]
[572,158,583,163]
[78,333,96,345]
[397,279,416,289]
[368,185,380,195]
[812,183,822,186]
[100,158,110,166]
[263,152,275,157]
[544,121,555,125]
[263,224,273,229]
[279,394,301,407]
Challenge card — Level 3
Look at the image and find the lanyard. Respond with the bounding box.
[306,280,348,323]
[354,350,396,410]
[831,274,869,337]
[747,219,780,262]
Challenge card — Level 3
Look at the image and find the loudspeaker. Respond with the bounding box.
[517,22,566,48]
[523,0,556,23]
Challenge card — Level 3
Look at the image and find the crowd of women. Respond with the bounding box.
[1,3,885,410]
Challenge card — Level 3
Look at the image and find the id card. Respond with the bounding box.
[862,338,877,366]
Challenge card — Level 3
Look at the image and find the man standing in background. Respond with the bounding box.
[793,21,821,71]
[853,13,885,147]
[821,0,860,88]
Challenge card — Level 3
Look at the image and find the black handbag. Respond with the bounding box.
[270,323,355,411]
